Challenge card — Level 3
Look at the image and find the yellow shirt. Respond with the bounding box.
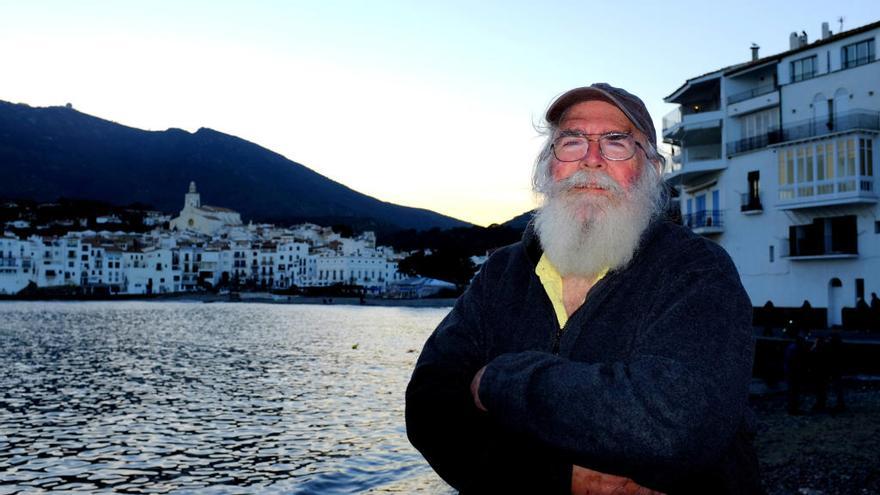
[535,254,607,328]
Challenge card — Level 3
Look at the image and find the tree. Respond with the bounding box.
[398,250,476,289]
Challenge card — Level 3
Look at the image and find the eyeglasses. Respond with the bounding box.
[551,132,646,162]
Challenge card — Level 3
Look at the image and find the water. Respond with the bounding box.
[0,301,455,494]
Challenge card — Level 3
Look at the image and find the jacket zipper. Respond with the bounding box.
[551,275,611,355]
[552,326,563,355]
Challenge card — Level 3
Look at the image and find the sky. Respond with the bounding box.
[1,1,878,226]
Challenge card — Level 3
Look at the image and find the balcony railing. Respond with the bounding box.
[662,108,681,132]
[842,55,875,70]
[740,193,763,213]
[791,70,817,83]
[781,109,880,143]
[727,129,782,155]
[727,110,880,153]
[778,177,875,207]
[682,210,723,231]
[727,84,777,105]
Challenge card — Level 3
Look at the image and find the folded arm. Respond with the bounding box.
[476,267,754,490]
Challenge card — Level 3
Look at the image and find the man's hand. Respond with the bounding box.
[571,465,663,495]
[470,365,488,412]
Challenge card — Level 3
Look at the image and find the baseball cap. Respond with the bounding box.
[545,83,657,148]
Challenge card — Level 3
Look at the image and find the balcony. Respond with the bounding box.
[842,55,875,70]
[785,215,858,260]
[777,109,880,144]
[664,144,725,185]
[727,84,777,105]
[791,70,817,83]
[727,86,779,118]
[740,193,763,214]
[682,210,724,235]
[727,129,782,155]
[777,177,877,210]
[662,108,682,137]
[663,107,723,142]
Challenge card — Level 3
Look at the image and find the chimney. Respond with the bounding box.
[750,43,760,61]
[799,31,808,47]
[822,22,831,39]
[790,32,799,50]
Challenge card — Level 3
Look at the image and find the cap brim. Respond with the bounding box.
[548,87,644,130]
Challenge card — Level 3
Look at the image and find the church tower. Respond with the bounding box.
[185,181,201,209]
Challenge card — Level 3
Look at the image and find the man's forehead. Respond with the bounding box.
[557,101,636,133]
[557,120,635,133]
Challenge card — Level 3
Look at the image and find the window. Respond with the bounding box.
[769,245,775,263]
[860,138,874,176]
[856,278,865,301]
[743,171,761,212]
[788,215,857,257]
[790,55,817,82]
[740,107,779,141]
[842,38,875,69]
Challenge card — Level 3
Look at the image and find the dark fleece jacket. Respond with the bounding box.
[405,219,762,494]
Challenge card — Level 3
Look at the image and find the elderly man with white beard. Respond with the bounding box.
[406,83,762,494]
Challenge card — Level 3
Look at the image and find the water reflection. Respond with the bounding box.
[0,302,454,494]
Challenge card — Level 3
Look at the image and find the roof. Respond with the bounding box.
[200,205,238,213]
[664,66,738,102]
[667,19,880,100]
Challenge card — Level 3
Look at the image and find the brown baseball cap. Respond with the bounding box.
[545,83,657,148]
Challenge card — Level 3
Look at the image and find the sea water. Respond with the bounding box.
[0,301,454,494]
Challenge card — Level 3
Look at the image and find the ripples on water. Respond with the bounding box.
[0,301,456,494]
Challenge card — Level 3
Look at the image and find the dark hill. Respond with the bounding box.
[502,210,534,230]
[0,100,470,232]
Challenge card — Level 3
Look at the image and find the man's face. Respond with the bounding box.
[551,100,646,200]
[535,98,662,277]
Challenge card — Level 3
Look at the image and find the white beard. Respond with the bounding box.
[534,166,662,278]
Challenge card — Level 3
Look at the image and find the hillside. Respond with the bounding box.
[0,100,470,232]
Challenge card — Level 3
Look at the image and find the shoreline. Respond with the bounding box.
[0,292,458,308]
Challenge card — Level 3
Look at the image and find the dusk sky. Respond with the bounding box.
[2,1,877,226]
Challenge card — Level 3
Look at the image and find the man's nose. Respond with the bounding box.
[581,140,606,168]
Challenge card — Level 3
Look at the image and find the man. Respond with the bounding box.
[406,83,761,494]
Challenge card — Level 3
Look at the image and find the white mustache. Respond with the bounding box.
[551,170,624,196]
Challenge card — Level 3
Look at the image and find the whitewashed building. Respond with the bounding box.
[170,181,243,235]
[123,247,181,294]
[663,19,879,325]
[0,182,411,296]
[0,233,31,294]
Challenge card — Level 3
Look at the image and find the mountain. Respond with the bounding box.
[501,210,534,230]
[0,100,470,232]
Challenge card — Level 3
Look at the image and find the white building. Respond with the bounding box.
[0,182,409,296]
[0,233,31,294]
[170,181,242,235]
[663,20,879,326]
[123,247,181,294]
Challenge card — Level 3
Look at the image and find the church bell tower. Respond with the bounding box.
[185,181,201,209]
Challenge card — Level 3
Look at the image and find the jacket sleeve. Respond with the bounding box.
[476,262,755,491]
[405,265,572,494]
